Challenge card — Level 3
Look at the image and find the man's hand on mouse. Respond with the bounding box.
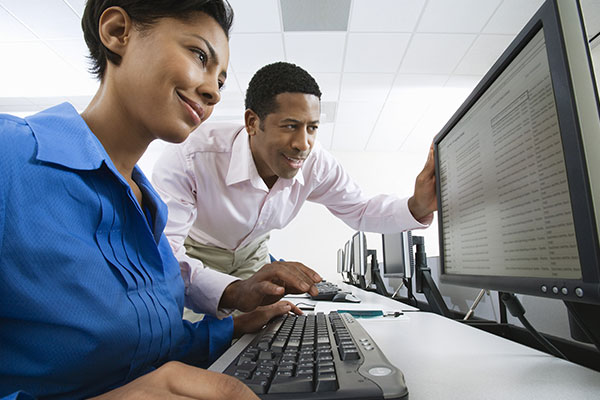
[219,261,322,312]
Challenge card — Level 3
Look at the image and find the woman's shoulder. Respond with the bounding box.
[0,113,35,148]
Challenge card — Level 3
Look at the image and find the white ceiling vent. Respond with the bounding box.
[280,0,351,32]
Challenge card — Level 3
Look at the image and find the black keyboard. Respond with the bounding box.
[310,281,341,300]
[216,312,408,399]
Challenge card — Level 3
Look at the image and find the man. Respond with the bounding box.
[153,62,436,319]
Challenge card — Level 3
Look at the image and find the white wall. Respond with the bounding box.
[267,148,438,282]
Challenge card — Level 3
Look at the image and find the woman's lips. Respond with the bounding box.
[178,93,204,125]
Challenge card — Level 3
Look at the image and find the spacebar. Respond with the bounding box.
[268,376,314,393]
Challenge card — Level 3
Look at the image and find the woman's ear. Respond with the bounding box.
[98,6,132,58]
[245,109,260,136]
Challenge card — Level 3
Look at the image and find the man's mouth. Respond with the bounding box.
[282,154,306,169]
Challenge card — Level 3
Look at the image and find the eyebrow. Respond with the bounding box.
[281,118,320,125]
[188,33,228,80]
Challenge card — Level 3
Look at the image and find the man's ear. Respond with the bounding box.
[245,109,260,136]
[98,6,132,59]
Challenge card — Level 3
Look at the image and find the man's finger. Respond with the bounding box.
[285,261,322,283]
[273,268,318,296]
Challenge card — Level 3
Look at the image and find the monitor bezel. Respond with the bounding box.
[434,0,600,305]
[343,240,352,273]
[351,231,367,277]
[336,248,344,273]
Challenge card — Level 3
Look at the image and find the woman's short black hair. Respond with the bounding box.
[82,0,234,80]
[245,62,322,120]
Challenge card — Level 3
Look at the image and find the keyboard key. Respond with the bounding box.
[315,373,338,392]
[244,378,269,394]
[269,375,314,393]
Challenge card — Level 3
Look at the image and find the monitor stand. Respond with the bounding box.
[412,236,452,318]
[368,249,389,296]
[564,301,600,353]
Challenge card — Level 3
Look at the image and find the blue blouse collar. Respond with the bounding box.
[26,102,167,243]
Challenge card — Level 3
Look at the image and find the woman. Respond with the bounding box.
[0,1,300,398]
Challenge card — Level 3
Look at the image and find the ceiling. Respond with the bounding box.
[1,0,599,153]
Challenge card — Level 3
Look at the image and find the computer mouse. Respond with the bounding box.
[332,292,361,303]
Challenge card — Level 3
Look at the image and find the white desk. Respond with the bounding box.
[308,284,600,400]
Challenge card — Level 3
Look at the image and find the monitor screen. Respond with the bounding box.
[352,232,367,277]
[382,231,414,279]
[435,0,600,305]
[343,240,352,273]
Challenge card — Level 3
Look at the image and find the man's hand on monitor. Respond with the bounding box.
[408,143,437,222]
[233,300,303,338]
[220,261,321,312]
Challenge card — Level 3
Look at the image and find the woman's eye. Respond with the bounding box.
[218,81,226,91]
[192,49,207,64]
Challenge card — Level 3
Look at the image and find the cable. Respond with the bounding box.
[501,293,568,360]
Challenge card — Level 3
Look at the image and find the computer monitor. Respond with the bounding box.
[382,231,414,279]
[336,248,344,274]
[343,240,352,274]
[435,0,600,310]
[352,231,368,288]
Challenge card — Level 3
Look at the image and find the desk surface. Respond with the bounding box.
[301,282,600,400]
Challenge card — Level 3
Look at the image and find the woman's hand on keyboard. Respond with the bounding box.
[89,361,259,399]
[232,300,303,338]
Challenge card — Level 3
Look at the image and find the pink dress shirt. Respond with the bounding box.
[152,122,432,315]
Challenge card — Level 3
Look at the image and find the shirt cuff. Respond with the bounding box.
[399,197,433,229]
[182,264,239,318]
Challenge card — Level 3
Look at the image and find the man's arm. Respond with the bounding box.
[306,143,434,233]
[407,143,437,221]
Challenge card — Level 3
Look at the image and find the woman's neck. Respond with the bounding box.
[81,85,151,181]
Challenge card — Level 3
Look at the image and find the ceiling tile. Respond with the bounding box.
[349,0,425,32]
[445,75,482,93]
[344,33,411,73]
[454,34,514,75]
[46,38,92,74]
[388,74,449,102]
[332,101,382,150]
[220,71,244,100]
[63,0,86,17]
[281,0,351,31]
[399,33,476,74]
[400,89,473,153]
[229,33,285,73]
[339,73,394,102]
[316,123,334,150]
[311,73,341,102]
[366,97,429,151]
[0,41,96,97]
[483,0,545,34]
[2,0,81,39]
[285,32,346,73]
[0,5,37,42]
[417,0,502,33]
[228,0,281,33]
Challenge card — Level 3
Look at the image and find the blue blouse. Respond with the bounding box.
[0,103,233,399]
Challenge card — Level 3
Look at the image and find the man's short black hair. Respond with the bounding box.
[245,62,322,120]
[82,0,234,80]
